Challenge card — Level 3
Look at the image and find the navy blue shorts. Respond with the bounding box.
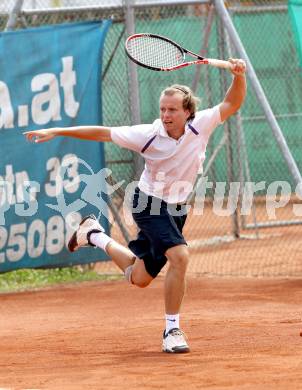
[128,187,188,278]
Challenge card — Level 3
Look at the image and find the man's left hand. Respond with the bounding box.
[228,58,246,76]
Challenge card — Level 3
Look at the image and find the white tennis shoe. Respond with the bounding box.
[68,214,104,252]
[162,328,190,353]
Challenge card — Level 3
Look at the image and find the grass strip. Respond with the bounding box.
[0,266,122,293]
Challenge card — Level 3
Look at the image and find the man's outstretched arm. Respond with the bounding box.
[23,126,112,144]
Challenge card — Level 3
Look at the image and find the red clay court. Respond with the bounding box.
[1,275,302,390]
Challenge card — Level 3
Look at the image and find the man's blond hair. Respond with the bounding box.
[161,84,200,120]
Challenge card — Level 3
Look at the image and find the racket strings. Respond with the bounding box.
[127,36,184,68]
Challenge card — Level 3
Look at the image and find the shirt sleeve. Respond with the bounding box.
[193,104,223,143]
[110,124,153,153]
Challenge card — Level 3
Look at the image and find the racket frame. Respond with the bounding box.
[125,33,232,71]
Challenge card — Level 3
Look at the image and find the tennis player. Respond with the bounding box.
[24,58,246,353]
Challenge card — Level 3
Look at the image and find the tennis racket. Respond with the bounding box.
[125,33,233,72]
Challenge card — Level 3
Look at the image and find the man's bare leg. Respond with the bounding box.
[91,235,153,288]
[162,244,190,353]
[164,244,189,314]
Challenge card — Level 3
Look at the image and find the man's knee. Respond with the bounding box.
[132,277,152,288]
[126,260,153,288]
[166,245,189,271]
[131,270,152,288]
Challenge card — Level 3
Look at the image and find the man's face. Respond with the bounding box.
[159,93,190,137]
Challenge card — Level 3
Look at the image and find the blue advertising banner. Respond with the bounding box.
[0,20,112,272]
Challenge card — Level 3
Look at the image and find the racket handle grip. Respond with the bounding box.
[206,58,233,70]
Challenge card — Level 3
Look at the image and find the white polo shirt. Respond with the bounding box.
[110,104,222,203]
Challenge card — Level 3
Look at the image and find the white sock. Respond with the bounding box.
[90,232,113,254]
[165,314,180,335]
[124,265,134,284]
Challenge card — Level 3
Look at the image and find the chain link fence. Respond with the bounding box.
[3,0,302,277]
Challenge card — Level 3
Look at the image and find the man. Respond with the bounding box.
[24,58,246,353]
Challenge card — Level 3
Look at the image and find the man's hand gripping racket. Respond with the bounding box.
[125,33,246,73]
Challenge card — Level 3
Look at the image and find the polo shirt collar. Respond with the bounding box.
[158,120,192,138]
[158,122,169,137]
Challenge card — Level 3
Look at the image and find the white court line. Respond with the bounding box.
[0,388,41,390]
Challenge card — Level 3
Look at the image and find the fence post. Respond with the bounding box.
[124,0,144,179]
[217,17,240,238]
[223,18,259,237]
[191,4,215,93]
[5,0,24,31]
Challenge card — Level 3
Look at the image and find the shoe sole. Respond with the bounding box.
[162,347,190,354]
[68,215,96,252]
